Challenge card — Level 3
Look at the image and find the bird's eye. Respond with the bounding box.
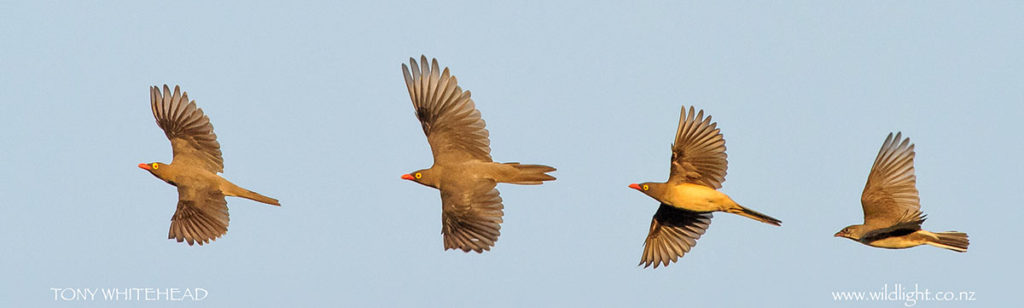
[642,184,649,191]
[414,172,422,179]
[152,163,159,170]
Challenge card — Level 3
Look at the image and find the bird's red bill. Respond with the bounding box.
[401,174,415,180]
[138,163,151,170]
[628,183,642,191]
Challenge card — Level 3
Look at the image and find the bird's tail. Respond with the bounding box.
[727,205,782,226]
[923,231,969,252]
[237,189,281,206]
[221,180,281,206]
[497,163,556,185]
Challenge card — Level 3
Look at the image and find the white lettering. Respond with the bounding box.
[195,288,208,301]
[60,288,76,301]
[49,287,209,301]
[156,288,170,300]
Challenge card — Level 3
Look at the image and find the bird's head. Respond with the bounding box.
[401,169,437,188]
[834,225,867,240]
[628,182,664,199]
[138,162,169,178]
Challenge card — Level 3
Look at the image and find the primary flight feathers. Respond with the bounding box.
[668,106,728,188]
[630,106,781,268]
[139,85,280,246]
[400,56,556,253]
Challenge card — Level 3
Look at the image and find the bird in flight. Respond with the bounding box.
[834,132,968,252]
[139,85,280,246]
[399,56,556,253]
[629,106,781,268]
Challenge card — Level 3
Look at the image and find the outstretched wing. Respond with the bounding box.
[402,56,492,164]
[860,132,920,228]
[667,106,727,189]
[151,85,223,173]
[439,179,504,253]
[169,184,229,246]
[640,204,713,268]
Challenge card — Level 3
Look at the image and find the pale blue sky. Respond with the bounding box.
[1,1,1021,307]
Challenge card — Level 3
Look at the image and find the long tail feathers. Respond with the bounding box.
[239,189,281,206]
[729,206,782,226]
[926,231,969,252]
[500,163,556,185]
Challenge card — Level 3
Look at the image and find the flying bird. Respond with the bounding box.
[139,85,280,246]
[629,106,781,268]
[834,132,968,252]
[400,56,556,253]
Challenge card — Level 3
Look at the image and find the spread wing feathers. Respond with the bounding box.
[402,56,492,163]
[640,204,713,268]
[440,180,504,253]
[168,185,229,246]
[668,106,728,188]
[151,85,224,173]
[860,132,920,227]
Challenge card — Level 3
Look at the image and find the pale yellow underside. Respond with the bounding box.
[664,183,738,212]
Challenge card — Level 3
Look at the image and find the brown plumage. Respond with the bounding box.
[139,85,279,246]
[834,132,968,252]
[399,56,556,253]
[629,106,781,268]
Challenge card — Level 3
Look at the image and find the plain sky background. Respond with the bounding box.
[1,1,1021,307]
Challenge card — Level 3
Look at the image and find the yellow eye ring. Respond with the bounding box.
[642,184,649,191]
[414,172,422,179]
[152,163,159,170]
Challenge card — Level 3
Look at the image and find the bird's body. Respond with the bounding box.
[147,163,278,205]
[834,132,968,253]
[655,182,738,212]
[629,106,781,268]
[418,161,551,190]
[139,85,279,246]
[862,230,968,251]
[400,56,555,253]
[864,230,929,249]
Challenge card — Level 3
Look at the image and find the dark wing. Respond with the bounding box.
[402,56,492,164]
[640,204,713,268]
[667,106,728,189]
[860,132,920,227]
[439,179,503,253]
[860,210,926,243]
[168,184,229,246]
[151,85,224,173]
